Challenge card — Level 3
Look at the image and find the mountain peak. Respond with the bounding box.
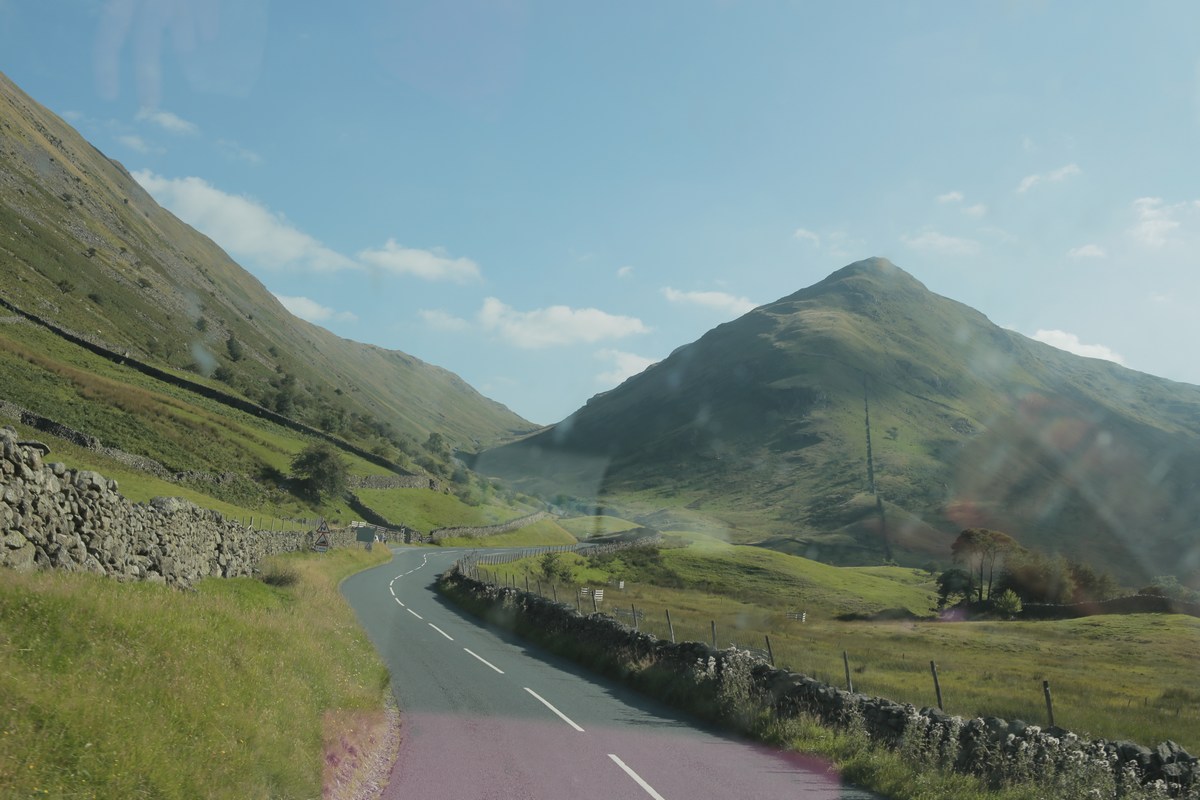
[821,257,927,289]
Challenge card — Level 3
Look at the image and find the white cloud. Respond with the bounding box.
[419,309,471,332]
[117,134,156,154]
[275,294,358,323]
[133,170,356,272]
[478,298,649,349]
[616,265,634,278]
[595,349,657,385]
[662,287,757,316]
[358,239,481,283]
[900,230,981,257]
[61,110,84,122]
[792,227,821,246]
[1067,244,1107,259]
[964,203,987,218]
[136,108,198,135]
[1017,163,1080,193]
[1031,329,1126,365]
[937,191,964,204]
[215,139,262,165]
[1129,197,1200,248]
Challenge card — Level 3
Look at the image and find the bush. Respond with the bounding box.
[290,442,347,501]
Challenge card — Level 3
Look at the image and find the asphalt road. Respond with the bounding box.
[341,545,882,800]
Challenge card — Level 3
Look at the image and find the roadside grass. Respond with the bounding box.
[0,547,390,799]
[437,518,577,548]
[357,487,528,533]
[487,544,1200,752]
[558,515,641,538]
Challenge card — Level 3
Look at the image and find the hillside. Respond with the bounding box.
[478,258,1200,584]
[0,70,533,459]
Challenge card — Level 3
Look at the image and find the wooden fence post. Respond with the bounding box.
[1043,680,1055,727]
[591,592,599,614]
[632,604,638,632]
[666,608,676,643]
[525,575,529,593]
[710,620,717,649]
[552,584,558,603]
[843,650,854,693]
[765,635,775,666]
[930,661,943,710]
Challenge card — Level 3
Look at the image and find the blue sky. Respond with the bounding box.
[3,1,1200,424]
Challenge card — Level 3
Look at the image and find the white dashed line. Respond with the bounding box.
[524,687,584,732]
[394,598,405,607]
[428,623,453,641]
[463,648,504,674]
[407,608,423,620]
[608,754,667,800]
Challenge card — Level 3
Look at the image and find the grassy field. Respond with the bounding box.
[0,547,391,799]
[356,487,538,533]
[489,540,1200,753]
[557,515,642,538]
[437,517,578,548]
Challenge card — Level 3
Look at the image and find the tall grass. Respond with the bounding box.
[0,547,390,799]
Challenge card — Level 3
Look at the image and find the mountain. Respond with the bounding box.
[0,70,533,455]
[477,258,1200,584]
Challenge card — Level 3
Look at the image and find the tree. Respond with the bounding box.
[951,528,1019,602]
[290,442,347,501]
[993,589,1023,619]
[936,568,976,609]
[226,336,244,362]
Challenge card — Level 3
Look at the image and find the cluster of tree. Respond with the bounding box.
[936,527,1121,614]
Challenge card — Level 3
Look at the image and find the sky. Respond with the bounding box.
[3,1,1200,425]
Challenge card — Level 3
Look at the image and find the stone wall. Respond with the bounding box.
[439,571,1200,797]
[429,511,551,540]
[347,474,442,491]
[0,427,355,587]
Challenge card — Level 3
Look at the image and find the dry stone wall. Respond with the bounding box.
[440,571,1200,797]
[0,427,354,587]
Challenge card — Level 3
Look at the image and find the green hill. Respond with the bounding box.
[0,70,533,459]
[478,258,1200,584]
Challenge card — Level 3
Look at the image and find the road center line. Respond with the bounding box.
[608,754,667,800]
[407,608,423,619]
[428,623,453,641]
[523,687,585,732]
[463,648,504,674]
[393,598,405,607]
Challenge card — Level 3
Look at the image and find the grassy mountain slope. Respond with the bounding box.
[0,70,533,456]
[478,258,1200,584]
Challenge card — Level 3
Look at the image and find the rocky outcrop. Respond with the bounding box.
[0,427,353,586]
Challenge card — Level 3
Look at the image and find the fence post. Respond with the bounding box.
[576,595,581,614]
[525,575,529,593]
[666,608,676,644]
[552,584,558,603]
[632,604,638,632]
[1043,680,1055,727]
[591,592,599,614]
[710,620,717,649]
[843,650,854,693]
[765,635,775,667]
[537,580,542,597]
[930,661,943,710]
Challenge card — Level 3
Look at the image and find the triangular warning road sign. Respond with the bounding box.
[316,519,330,534]
[314,522,330,552]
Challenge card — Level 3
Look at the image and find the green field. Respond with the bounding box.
[0,547,391,799]
[490,540,1200,752]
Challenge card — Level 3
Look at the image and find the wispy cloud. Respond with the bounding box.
[937,191,964,204]
[662,287,757,316]
[275,294,358,323]
[133,170,356,272]
[419,309,471,332]
[136,108,198,135]
[359,240,481,283]
[964,203,987,218]
[595,349,656,385]
[792,227,821,246]
[1067,244,1107,259]
[1129,197,1200,248]
[1031,329,1126,365]
[900,230,981,257]
[117,134,158,154]
[1017,163,1080,193]
[216,138,262,165]
[617,265,634,278]
[478,298,649,349]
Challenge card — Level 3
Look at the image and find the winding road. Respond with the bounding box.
[341,545,880,800]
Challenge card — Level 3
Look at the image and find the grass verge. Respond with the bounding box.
[0,546,391,799]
